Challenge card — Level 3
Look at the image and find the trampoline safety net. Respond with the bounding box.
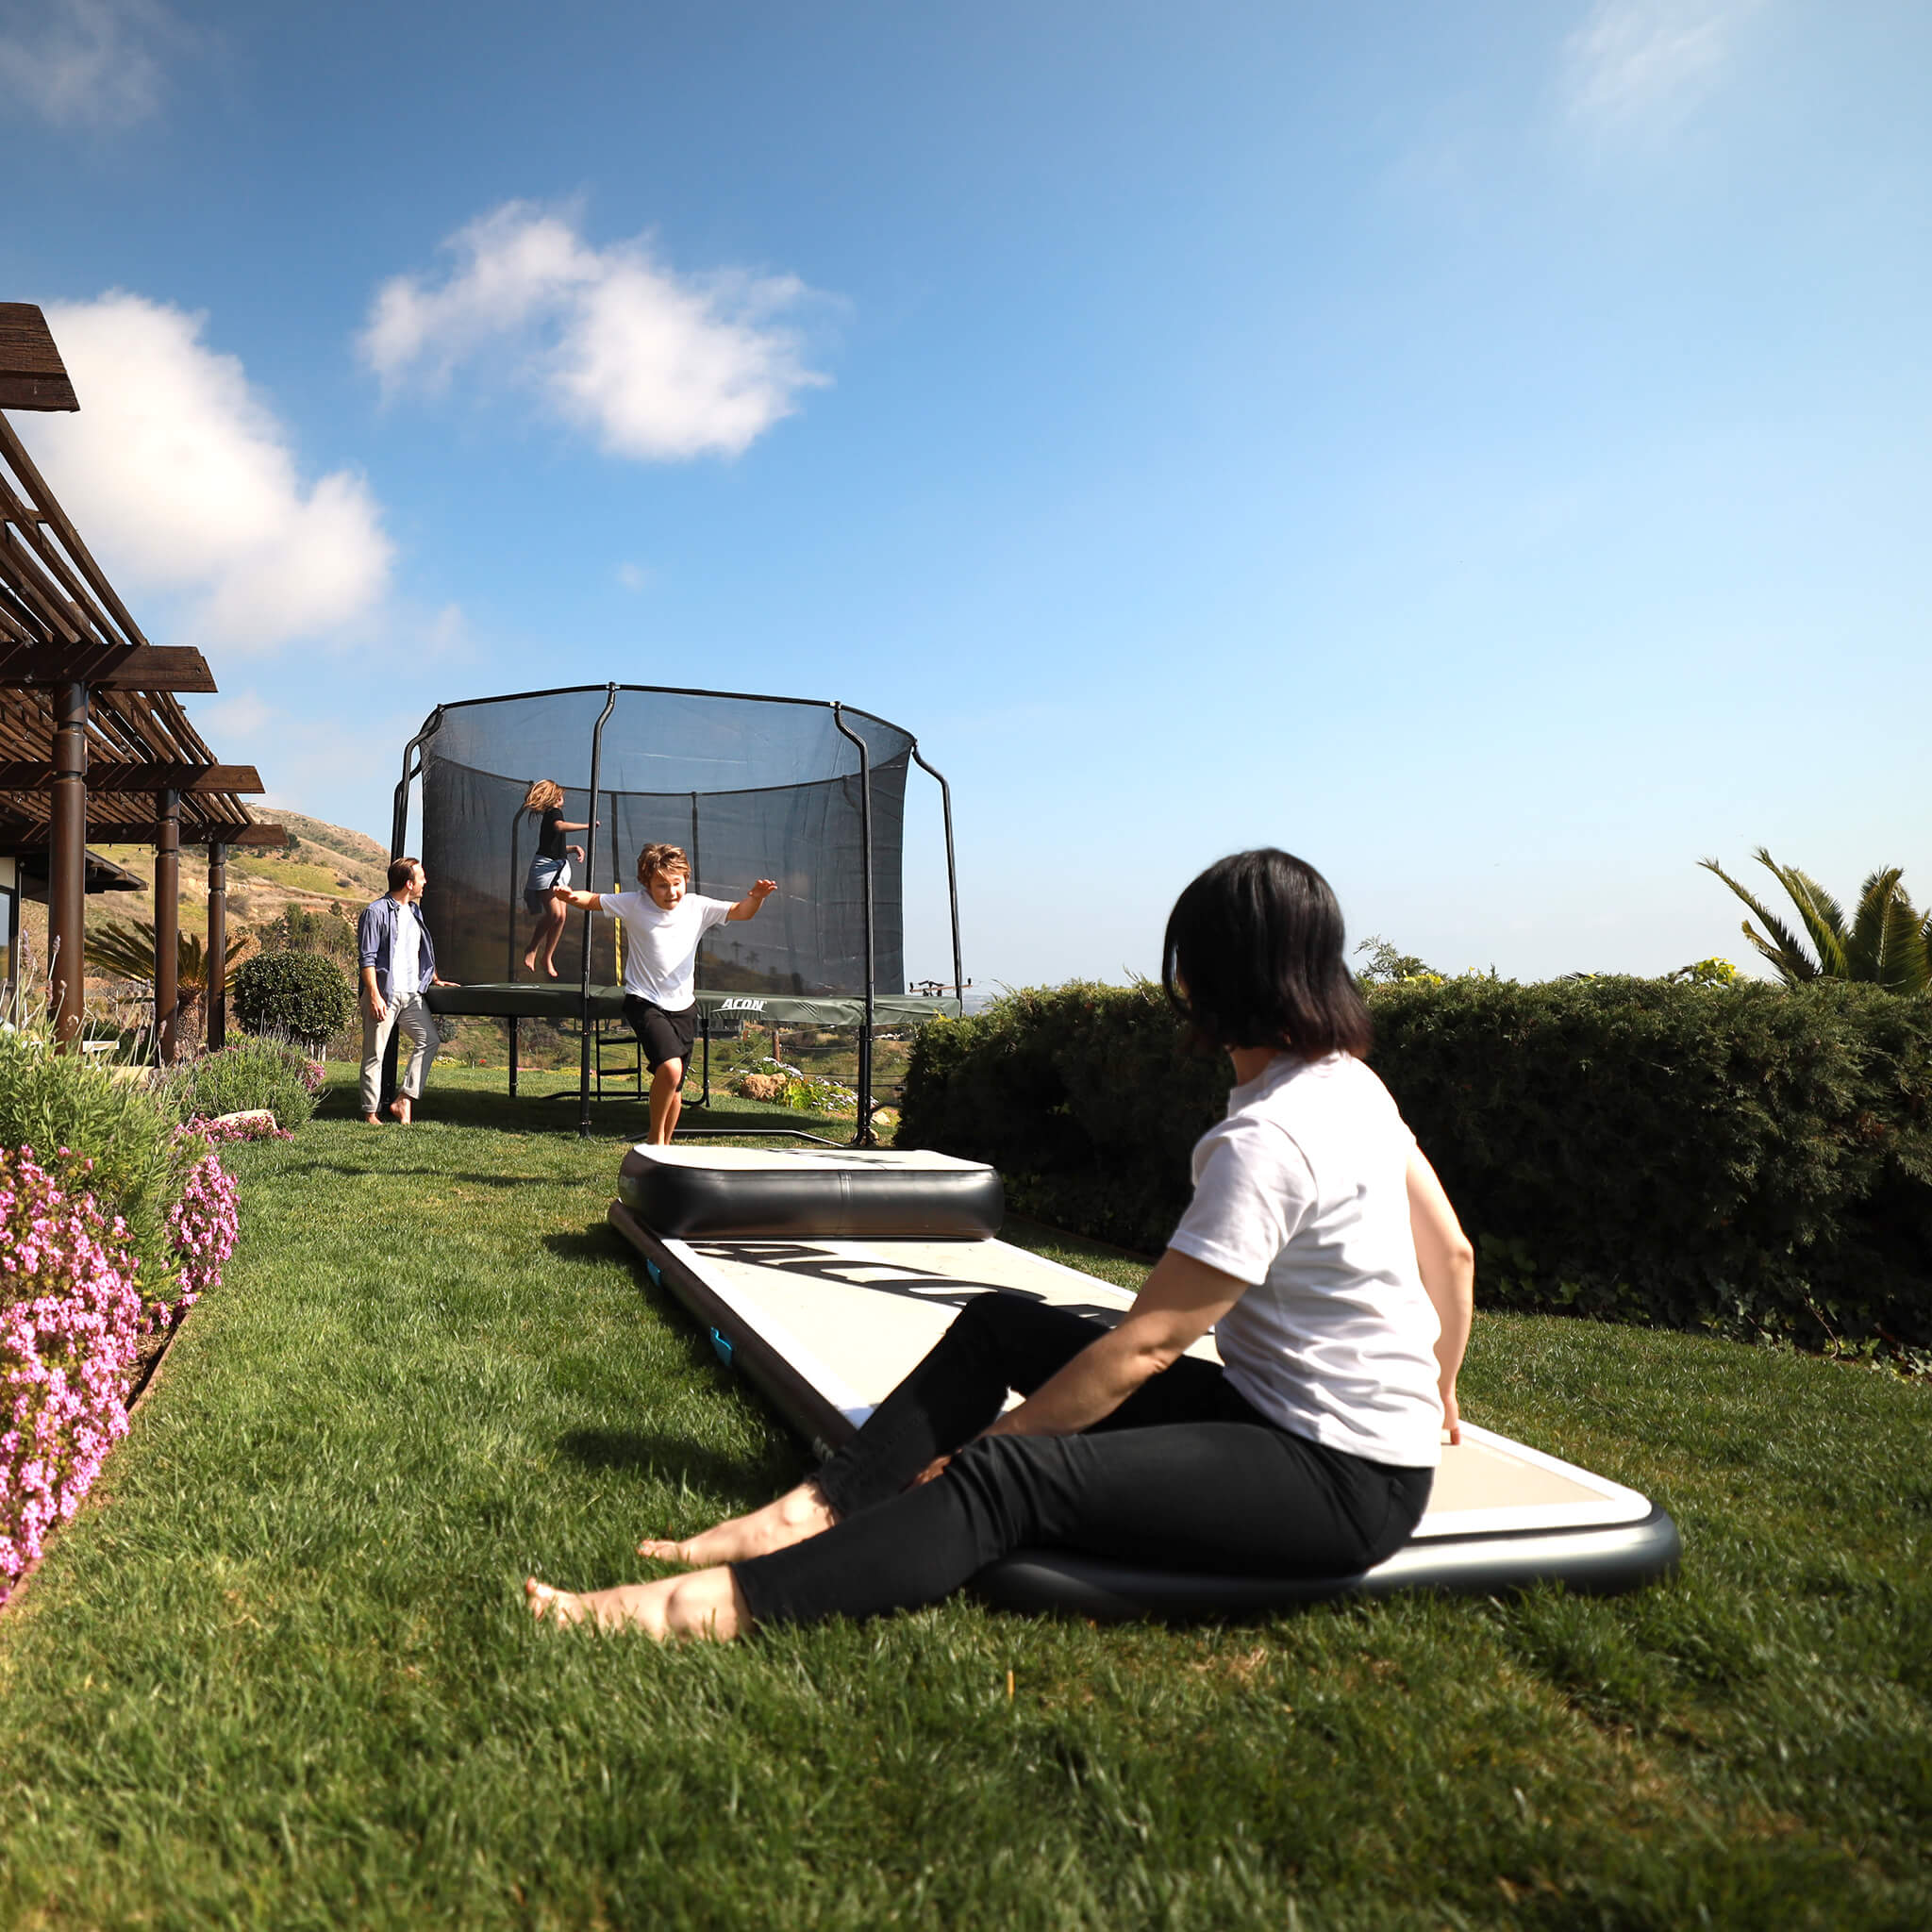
[411,687,915,1000]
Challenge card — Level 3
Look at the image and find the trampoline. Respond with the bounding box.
[391,683,963,1138]
[608,1145,1683,1621]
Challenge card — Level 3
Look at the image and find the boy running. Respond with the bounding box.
[551,842,776,1145]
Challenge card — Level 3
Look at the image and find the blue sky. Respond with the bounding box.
[5,0,1928,989]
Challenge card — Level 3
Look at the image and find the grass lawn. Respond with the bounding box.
[0,1066,1926,1928]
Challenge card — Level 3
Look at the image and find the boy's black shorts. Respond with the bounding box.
[622,996,697,1073]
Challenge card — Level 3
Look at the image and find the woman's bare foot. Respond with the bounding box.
[638,1479,836,1567]
[525,1567,748,1641]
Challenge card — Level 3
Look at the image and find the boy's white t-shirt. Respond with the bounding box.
[597,891,734,1010]
[1169,1052,1445,1469]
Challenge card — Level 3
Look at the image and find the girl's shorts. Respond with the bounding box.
[524,857,571,913]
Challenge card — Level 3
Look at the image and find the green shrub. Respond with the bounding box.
[167,1038,320,1132]
[0,1013,190,1292]
[260,904,357,959]
[899,978,1932,1355]
[232,951,356,1050]
[899,983,1227,1252]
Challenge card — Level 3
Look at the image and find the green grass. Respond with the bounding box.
[0,1071,1926,1928]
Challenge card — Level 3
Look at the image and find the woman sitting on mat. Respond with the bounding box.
[527,848,1475,1640]
[519,779,593,978]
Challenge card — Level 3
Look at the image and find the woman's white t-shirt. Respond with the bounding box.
[596,891,733,1010]
[1168,1053,1444,1469]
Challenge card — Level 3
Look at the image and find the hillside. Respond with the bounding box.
[16,808,391,971]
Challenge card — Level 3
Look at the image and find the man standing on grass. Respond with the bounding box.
[550,841,776,1145]
[358,858,458,1125]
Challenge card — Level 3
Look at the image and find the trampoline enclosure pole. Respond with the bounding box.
[830,704,876,1147]
[911,743,964,1008]
[391,716,435,861]
[579,685,618,1138]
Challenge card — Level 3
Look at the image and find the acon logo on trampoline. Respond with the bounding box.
[718,997,766,1013]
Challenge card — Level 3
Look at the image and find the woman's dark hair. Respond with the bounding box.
[1161,849,1372,1058]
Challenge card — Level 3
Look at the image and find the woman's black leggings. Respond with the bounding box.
[731,1291,1433,1627]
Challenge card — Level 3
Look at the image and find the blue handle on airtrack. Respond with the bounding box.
[710,1327,735,1368]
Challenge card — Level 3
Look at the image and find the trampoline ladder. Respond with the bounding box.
[593,1020,641,1097]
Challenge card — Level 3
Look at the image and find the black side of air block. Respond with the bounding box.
[616,1150,1004,1241]
[970,1507,1683,1621]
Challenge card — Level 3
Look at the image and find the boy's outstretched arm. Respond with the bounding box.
[549,887,607,911]
[726,879,779,922]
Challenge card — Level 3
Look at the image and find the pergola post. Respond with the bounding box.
[155,786,180,1063]
[48,679,87,1050]
[206,841,227,1052]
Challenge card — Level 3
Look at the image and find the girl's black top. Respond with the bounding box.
[537,808,568,861]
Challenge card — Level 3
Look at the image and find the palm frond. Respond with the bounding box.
[1874,879,1932,994]
[85,918,247,993]
[1750,849,1850,978]
[1699,858,1818,983]
[1845,867,1906,981]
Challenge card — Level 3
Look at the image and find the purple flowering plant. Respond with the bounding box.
[0,1146,147,1596]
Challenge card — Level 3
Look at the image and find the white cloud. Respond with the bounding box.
[29,293,393,650]
[0,0,187,129]
[193,690,275,740]
[360,202,832,460]
[615,562,651,591]
[1563,0,1763,126]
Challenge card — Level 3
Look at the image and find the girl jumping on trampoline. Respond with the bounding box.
[519,780,594,979]
[526,848,1474,1640]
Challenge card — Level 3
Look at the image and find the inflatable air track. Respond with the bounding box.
[608,1145,1679,1619]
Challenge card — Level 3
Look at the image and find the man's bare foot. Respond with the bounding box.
[388,1096,413,1125]
[525,1567,748,1641]
[638,1479,836,1567]
[362,1112,381,1125]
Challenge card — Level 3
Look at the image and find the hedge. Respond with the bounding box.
[897,978,1932,1355]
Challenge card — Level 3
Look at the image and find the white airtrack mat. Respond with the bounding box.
[650,1227,1654,1541]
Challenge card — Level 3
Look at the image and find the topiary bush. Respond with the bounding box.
[167,1037,321,1133]
[232,950,356,1051]
[899,977,1932,1357]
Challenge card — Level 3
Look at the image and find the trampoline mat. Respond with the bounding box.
[607,1191,1679,1618]
[617,1145,1005,1241]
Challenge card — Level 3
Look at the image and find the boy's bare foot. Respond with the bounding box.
[387,1096,413,1125]
[525,1568,747,1641]
[638,1479,836,1567]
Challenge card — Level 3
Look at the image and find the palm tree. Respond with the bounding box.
[86,919,250,1006]
[1700,850,1932,992]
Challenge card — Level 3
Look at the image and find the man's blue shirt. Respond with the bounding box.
[358,894,438,999]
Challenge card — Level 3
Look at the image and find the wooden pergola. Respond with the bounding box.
[1,302,286,1057]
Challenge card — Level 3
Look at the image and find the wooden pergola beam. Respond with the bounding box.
[0,820,284,853]
[0,305,79,412]
[0,760,263,793]
[0,643,217,691]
